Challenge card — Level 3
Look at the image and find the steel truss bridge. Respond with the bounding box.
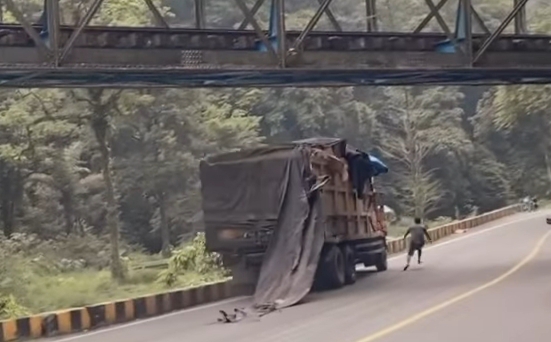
[0,0,549,87]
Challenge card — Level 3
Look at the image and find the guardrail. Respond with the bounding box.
[0,204,521,342]
[386,204,521,254]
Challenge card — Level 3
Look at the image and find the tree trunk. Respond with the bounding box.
[1,164,21,238]
[99,139,125,281]
[93,115,125,281]
[544,150,551,187]
[60,190,75,235]
[158,192,171,258]
[1,196,15,238]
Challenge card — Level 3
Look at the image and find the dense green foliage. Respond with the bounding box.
[0,0,550,317]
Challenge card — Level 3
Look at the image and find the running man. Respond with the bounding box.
[403,217,432,271]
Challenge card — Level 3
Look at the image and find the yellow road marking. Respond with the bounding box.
[356,229,551,342]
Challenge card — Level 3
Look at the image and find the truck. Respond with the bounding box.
[199,137,388,301]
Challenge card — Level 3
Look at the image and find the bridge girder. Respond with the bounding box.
[0,0,547,87]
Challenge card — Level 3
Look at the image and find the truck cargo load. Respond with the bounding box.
[200,137,388,314]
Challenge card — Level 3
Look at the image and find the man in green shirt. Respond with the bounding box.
[403,217,432,271]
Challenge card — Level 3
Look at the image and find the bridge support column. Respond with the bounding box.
[45,0,60,65]
[514,0,527,34]
[457,0,473,65]
[194,0,205,29]
[365,0,378,32]
[473,0,529,63]
[274,0,286,67]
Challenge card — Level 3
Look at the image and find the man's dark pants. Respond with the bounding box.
[408,241,424,259]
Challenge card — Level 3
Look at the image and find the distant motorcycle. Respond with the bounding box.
[521,197,538,212]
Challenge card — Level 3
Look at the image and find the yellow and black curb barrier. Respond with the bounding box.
[386,204,521,254]
[0,204,521,341]
[0,281,232,342]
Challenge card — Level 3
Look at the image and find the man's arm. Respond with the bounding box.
[403,228,410,240]
[423,227,433,242]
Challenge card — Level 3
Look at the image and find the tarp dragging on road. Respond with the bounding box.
[200,145,325,314]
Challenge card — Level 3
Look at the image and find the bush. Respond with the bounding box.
[158,233,228,286]
[0,295,29,319]
[0,237,30,319]
[0,232,227,317]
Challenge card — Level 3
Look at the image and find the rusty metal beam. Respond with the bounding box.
[414,0,449,33]
[422,0,465,55]
[234,0,278,62]
[317,0,342,31]
[514,0,527,34]
[276,0,286,67]
[4,0,51,61]
[1,47,551,71]
[238,0,265,30]
[144,0,169,28]
[473,0,529,63]
[46,0,60,66]
[471,5,490,35]
[292,0,334,51]
[194,0,206,29]
[1,26,548,52]
[416,0,488,36]
[462,0,473,66]
[365,0,377,32]
[60,0,104,63]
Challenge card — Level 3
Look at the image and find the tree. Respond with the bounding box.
[474,85,551,196]
[377,87,471,218]
[114,89,262,255]
[378,88,440,217]
[65,89,127,280]
[0,89,81,237]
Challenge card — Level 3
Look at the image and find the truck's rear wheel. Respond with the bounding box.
[375,249,388,272]
[342,245,357,285]
[228,259,259,296]
[321,245,346,289]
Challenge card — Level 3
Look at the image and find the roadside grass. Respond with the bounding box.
[21,268,226,315]
[0,234,227,320]
[1,256,226,319]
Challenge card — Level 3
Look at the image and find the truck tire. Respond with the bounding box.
[322,245,346,289]
[341,245,357,285]
[229,259,260,296]
[375,249,388,272]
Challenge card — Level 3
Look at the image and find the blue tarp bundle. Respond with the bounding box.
[369,155,389,177]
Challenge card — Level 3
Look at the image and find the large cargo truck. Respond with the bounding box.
[200,138,388,298]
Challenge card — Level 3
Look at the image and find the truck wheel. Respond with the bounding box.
[322,245,346,289]
[375,249,388,272]
[342,245,357,285]
[229,260,260,296]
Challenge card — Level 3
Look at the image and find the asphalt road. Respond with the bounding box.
[49,210,551,342]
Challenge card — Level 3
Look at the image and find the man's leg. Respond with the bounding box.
[417,247,423,264]
[404,244,414,271]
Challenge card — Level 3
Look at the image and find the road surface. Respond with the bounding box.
[48,211,551,342]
